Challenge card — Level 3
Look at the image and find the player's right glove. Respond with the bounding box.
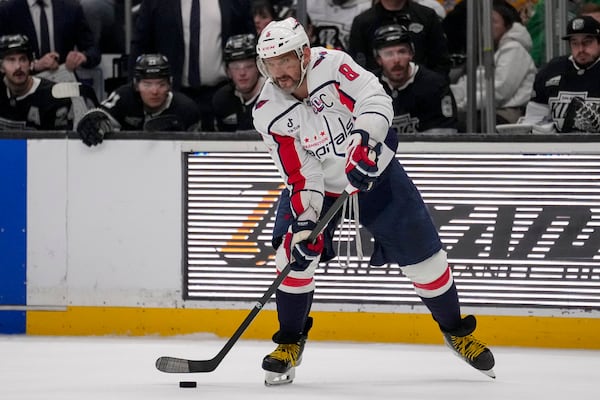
[345,129,381,192]
[77,109,114,147]
[287,220,324,271]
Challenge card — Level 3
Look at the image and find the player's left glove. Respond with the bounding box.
[76,108,114,147]
[288,220,324,271]
[345,129,381,192]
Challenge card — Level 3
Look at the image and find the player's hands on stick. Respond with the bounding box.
[345,129,381,192]
[77,109,113,147]
[288,220,324,271]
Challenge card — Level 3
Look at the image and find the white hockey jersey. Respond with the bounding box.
[253,47,393,221]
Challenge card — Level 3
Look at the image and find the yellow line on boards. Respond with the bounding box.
[26,306,600,349]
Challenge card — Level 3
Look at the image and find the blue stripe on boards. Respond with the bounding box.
[0,139,27,333]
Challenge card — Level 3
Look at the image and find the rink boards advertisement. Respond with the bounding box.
[183,151,600,310]
[1,135,599,347]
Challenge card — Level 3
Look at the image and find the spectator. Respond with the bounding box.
[79,0,142,54]
[130,0,255,131]
[0,34,79,130]
[441,0,467,57]
[451,0,536,127]
[0,0,101,73]
[348,0,452,78]
[253,0,277,35]
[579,2,600,21]
[413,0,446,19]
[77,54,201,147]
[212,33,265,131]
[526,0,600,67]
[306,0,371,51]
[520,15,600,133]
[374,24,458,133]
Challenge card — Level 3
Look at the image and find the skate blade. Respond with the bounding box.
[480,368,496,379]
[444,339,496,379]
[264,368,295,386]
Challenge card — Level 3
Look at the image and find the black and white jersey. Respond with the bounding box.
[212,81,263,132]
[0,77,72,130]
[378,63,457,133]
[100,83,200,130]
[530,55,600,131]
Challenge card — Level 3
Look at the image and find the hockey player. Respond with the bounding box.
[0,34,76,130]
[520,15,600,133]
[373,24,458,133]
[77,54,200,146]
[252,17,495,386]
[212,33,265,131]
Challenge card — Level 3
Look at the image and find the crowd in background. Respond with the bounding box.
[1,0,600,137]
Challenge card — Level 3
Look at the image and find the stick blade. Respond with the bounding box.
[156,356,191,373]
[155,356,218,373]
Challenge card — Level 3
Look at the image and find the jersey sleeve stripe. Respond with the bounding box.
[271,132,307,216]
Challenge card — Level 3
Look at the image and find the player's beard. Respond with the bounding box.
[7,69,28,88]
[386,64,410,87]
[273,74,301,94]
[573,51,598,69]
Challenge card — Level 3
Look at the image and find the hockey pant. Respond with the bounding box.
[273,158,463,334]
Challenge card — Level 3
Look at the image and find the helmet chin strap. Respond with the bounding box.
[295,53,308,93]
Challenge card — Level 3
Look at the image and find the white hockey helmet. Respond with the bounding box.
[256,17,311,91]
[256,17,310,60]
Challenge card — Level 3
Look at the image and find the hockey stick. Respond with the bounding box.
[155,187,353,374]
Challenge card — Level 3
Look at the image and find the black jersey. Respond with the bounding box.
[531,55,600,131]
[0,77,72,130]
[378,64,457,133]
[349,1,451,77]
[212,82,258,131]
[100,83,200,130]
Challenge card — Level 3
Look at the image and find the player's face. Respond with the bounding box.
[569,35,600,66]
[0,53,31,86]
[262,51,302,94]
[377,44,412,85]
[227,59,260,95]
[137,78,170,111]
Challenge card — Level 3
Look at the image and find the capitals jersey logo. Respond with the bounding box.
[310,93,334,114]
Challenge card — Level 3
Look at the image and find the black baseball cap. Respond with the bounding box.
[562,16,600,40]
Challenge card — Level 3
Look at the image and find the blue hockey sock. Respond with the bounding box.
[275,289,314,336]
[419,281,462,332]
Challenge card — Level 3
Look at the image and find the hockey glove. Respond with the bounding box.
[77,109,114,147]
[563,96,600,133]
[345,129,381,192]
[288,220,324,272]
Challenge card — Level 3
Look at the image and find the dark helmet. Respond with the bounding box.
[0,34,34,60]
[134,53,171,82]
[224,33,257,63]
[373,24,414,54]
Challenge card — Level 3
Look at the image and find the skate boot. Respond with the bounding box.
[442,315,496,378]
[263,317,312,386]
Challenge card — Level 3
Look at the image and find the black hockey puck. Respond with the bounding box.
[179,381,197,388]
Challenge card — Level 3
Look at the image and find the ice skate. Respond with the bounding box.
[263,339,306,386]
[442,315,496,378]
[263,317,311,386]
